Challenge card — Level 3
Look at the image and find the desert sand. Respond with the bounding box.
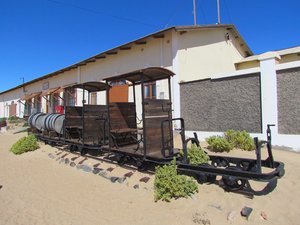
[1,129,300,225]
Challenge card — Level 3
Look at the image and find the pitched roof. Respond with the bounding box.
[0,24,252,95]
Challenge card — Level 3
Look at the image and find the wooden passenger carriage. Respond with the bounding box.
[103,67,185,163]
[63,82,108,151]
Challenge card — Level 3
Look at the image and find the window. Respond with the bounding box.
[144,81,156,99]
[109,79,126,86]
[66,88,76,106]
[90,92,97,105]
[34,96,42,113]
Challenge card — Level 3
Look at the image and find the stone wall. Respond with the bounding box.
[277,67,300,134]
[180,74,262,132]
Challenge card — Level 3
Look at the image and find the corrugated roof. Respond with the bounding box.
[0,24,252,95]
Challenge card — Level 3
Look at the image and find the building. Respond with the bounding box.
[1,24,299,150]
[181,46,300,150]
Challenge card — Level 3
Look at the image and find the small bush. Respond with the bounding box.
[10,135,39,155]
[8,116,18,122]
[154,159,198,202]
[206,136,233,152]
[180,144,209,165]
[0,117,7,122]
[0,118,7,127]
[22,122,29,127]
[224,130,255,151]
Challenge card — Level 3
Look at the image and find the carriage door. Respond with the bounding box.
[144,99,173,158]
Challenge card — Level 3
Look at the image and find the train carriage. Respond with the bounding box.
[103,67,184,164]
[28,67,285,195]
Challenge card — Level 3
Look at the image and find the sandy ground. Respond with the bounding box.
[1,129,300,225]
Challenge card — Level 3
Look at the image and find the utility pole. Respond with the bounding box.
[217,0,221,24]
[193,0,197,25]
[20,77,25,92]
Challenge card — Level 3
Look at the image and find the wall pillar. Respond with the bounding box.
[259,52,281,136]
[171,30,181,128]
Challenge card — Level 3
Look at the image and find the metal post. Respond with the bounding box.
[254,137,262,173]
[133,83,136,105]
[168,77,173,155]
[106,81,111,149]
[193,0,197,25]
[140,75,147,158]
[217,0,221,24]
[82,89,85,145]
[267,124,275,168]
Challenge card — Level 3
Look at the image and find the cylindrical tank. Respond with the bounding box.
[52,114,65,134]
[29,112,64,134]
[28,112,39,128]
[29,112,46,131]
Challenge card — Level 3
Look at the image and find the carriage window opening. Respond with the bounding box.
[34,96,42,113]
[66,88,76,106]
[144,82,156,99]
[90,92,97,105]
[109,79,126,86]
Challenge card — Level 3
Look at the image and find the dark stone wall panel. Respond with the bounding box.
[277,67,300,134]
[180,74,261,133]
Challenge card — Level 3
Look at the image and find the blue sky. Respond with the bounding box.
[1,0,299,92]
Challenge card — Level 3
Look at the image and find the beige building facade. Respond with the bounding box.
[0,24,249,119]
[2,24,300,150]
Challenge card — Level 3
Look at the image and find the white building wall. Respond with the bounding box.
[177,28,245,82]
[185,57,300,151]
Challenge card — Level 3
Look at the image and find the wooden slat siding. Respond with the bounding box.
[109,103,137,130]
[65,106,83,117]
[108,102,137,146]
[145,117,171,157]
[143,99,173,159]
[65,118,82,127]
[144,99,171,117]
[83,105,109,145]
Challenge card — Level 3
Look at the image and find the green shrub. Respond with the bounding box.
[224,130,255,151]
[0,118,7,127]
[8,116,18,122]
[10,135,39,155]
[22,122,29,127]
[180,144,209,165]
[154,159,198,202]
[206,135,233,152]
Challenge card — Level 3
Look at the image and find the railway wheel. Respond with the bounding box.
[237,160,256,171]
[222,166,247,191]
[136,159,146,171]
[195,164,216,184]
[211,157,229,168]
[79,147,87,156]
[116,154,126,165]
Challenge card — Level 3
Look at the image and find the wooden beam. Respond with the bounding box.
[153,34,164,38]
[95,55,106,59]
[120,46,131,50]
[107,51,118,55]
[135,40,147,45]
[86,59,96,63]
